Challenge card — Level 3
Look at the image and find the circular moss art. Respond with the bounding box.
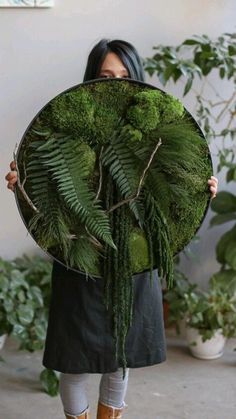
[15,78,212,283]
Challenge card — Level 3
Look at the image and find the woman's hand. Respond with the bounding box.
[208,175,218,199]
[5,161,18,192]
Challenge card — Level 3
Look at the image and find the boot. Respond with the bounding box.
[65,407,90,419]
[97,401,125,418]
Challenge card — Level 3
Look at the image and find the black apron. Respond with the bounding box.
[42,260,166,374]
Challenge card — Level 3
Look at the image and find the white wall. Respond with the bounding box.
[0,0,235,285]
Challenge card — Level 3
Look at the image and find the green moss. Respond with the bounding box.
[126,90,162,133]
[120,124,143,143]
[77,143,96,177]
[41,88,95,139]
[93,105,120,144]
[18,79,212,275]
[160,94,185,124]
[129,228,150,273]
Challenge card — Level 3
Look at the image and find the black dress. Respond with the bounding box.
[42,260,166,374]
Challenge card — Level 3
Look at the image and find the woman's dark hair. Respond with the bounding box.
[83,39,145,82]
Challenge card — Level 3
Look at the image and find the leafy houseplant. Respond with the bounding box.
[144,33,236,343]
[15,78,212,372]
[165,251,236,358]
[0,255,51,352]
[144,32,236,144]
[0,255,59,396]
[183,274,236,359]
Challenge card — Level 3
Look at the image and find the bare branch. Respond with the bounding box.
[13,145,39,213]
[95,146,104,201]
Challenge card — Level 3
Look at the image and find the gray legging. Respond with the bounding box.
[59,368,129,417]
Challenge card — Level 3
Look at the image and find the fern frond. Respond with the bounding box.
[26,155,71,260]
[102,129,144,225]
[68,234,101,275]
[37,136,115,249]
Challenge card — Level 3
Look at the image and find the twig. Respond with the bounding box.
[107,138,162,213]
[227,111,236,129]
[216,91,236,122]
[13,144,39,213]
[95,146,104,201]
[85,226,103,249]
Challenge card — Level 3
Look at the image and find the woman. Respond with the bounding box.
[5,39,218,419]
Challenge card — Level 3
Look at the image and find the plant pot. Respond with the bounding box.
[0,334,7,351]
[186,327,226,360]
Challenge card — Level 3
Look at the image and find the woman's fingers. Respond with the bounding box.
[5,167,17,192]
[10,160,16,170]
[208,176,218,199]
[210,185,217,197]
[5,171,17,182]
[7,183,15,191]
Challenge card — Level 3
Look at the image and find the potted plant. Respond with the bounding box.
[184,277,236,359]
[0,254,59,395]
[0,256,49,351]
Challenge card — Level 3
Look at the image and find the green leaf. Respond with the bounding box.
[27,286,44,307]
[226,168,236,182]
[4,298,14,313]
[219,67,225,78]
[210,213,236,226]
[228,45,236,56]
[216,226,236,264]
[10,270,29,290]
[183,39,202,45]
[34,324,46,341]
[210,270,236,294]
[17,304,34,325]
[12,324,25,336]
[183,76,193,96]
[225,246,236,270]
[0,276,9,293]
[39,369,59,397]
[211,191,236,214]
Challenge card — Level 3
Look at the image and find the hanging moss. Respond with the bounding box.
[129,228,150,273]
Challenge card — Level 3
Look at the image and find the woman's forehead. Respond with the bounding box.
[100,52,128,72]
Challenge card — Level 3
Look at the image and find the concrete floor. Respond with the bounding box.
[0,330,236,419]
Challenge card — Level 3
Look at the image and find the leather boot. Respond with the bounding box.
[97,401,125,418]
[65,407,90,419]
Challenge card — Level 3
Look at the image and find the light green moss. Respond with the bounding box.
[42,89,95,138]
[77,143,96,177]
[126,91,162,133]
[160,94,185,123]
[120,124,143,143]
[129,228,150,273]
